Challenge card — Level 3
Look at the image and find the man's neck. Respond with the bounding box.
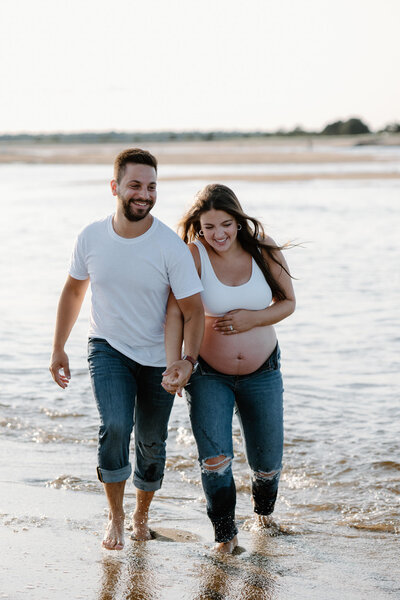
[112,211,154,239]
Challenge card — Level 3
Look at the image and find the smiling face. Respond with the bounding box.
[111,162,157,222]
[199,209,239,252]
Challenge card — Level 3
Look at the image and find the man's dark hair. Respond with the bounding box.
[114,148,158,183]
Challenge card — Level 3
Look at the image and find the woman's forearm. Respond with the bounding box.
[252,298,296,328]
[164,293,184,367]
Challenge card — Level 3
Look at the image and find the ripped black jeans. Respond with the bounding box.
[185,344,284,543]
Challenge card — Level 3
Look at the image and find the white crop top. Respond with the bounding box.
[194,239,273,317]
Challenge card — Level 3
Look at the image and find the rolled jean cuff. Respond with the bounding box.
[97,463,132,483]
[211,511,238,543]
[133,472,164,492]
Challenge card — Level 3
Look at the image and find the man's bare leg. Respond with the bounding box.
[131,490,155,541]
[102,481,126,550]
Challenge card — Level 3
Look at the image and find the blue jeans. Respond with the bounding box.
[185,344,284,543]
[87,338,174,491]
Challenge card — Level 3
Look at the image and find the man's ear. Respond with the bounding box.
[110,179,118,196]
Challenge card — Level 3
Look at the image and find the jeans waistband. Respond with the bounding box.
[198,342,280,378]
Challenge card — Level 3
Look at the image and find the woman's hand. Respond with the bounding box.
[162,359,194,396]
[213,309,257,335]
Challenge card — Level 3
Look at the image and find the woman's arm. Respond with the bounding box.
[162,291,188,396]
[162,290,205,395]
[213,239,295,335]
[164,290,184,366]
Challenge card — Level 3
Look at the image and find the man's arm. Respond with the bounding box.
[49,275,89,388]
[162,292,204,395]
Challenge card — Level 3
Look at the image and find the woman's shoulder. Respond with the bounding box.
[259,235,281,254]
[187,242,201,275]
[260,234,277,246]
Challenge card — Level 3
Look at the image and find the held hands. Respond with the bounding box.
[162,359,193,396]
[213,309,256,335]
[49,349,71,389]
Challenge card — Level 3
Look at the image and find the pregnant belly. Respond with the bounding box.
[200,318,277,375]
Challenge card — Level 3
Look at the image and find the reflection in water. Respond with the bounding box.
[195,555,233,599]
[125,544,160,600]
[194,542,277,600]
[98,535,278,600]
[98,544,159,600]
[98,555,123,600]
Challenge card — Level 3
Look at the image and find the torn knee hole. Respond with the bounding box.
[253,469,280,481]
[202,455,231,473]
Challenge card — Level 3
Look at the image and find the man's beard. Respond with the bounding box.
[122,198,153,222]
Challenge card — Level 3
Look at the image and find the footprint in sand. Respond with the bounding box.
[128,526,201,543]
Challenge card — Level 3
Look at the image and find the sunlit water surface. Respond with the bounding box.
[0,158,399,599]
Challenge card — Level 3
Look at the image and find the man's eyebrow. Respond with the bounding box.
[127,179,157,185]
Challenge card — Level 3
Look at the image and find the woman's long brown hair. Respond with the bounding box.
[178,183,292,301]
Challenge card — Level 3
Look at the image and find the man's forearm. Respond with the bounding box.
[52,278,89,350]
[50,276,89,388]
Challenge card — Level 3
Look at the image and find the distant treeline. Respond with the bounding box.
[1,118,399,143]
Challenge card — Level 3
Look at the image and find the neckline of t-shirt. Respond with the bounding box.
[107,214,159,244]
[196,239,254,288]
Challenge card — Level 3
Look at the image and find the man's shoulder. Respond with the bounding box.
[153,220,190,260]
[154,218,185,246]
[78,215,110,238]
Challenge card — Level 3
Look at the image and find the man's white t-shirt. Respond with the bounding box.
[69,215,203,367]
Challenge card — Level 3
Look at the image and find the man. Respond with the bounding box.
[49,148,204,550]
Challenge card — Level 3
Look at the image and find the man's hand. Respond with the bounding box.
[49,275,89,390]
[162,359,193,396]
[49,349,71,389]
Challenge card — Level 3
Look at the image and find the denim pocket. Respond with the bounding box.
[87,338,110,360]
[196,357,219,377]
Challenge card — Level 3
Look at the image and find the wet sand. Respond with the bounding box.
[2,438,399,600]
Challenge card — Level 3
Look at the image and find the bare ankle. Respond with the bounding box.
[213,535,238,554]
[131,515,152,541]
[109,509,125,521]
[133,509,149,524]
[256,514,275,527]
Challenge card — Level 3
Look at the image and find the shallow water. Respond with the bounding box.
[1,151,399,598]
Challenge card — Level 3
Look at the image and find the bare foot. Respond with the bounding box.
[130,513,152,541]
[213,535,238,554]
[252,514,281,535]
[256,514,275,528]
[102,512,125,550]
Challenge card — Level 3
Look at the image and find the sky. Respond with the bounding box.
[0,0,399,134]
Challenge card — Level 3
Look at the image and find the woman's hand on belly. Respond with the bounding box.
[201,320,277,375]
[213,309,257,335]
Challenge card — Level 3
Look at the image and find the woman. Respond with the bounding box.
[163,184,295,553]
